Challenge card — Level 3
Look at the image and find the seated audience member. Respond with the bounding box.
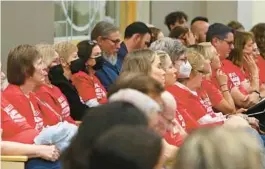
[91,21,122,90]
[148,25,165,44]
[3,44,49,131]
[164,11,188,31]
[190,43,237,114]
[169,26,196,46]
[190,16,209,43]
[174,127,264,169]
[251,23,265,93]
[228,31,262,97]
[52,41,88,120]
[206,23,259,108]
[117,21,151,61]
[1,46,62,169]
[150,37,201,132]
[89,126,163,169]
[61,102,148,169]
[121,49,165,85]
[108,74,179,163]
[70,40,107,107]
[227,20,245,31]
[35,44,75,124]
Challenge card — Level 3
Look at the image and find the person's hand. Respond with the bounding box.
[246,117,259,127]
[37,145,60,162]
[244,93,260,107]
[216,69,228,86]
[243,54,258,77]
[235,108,248,114]
[185,30,196,46]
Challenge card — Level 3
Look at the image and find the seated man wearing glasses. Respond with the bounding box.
[90,21,123,91]
[207,23,260,108]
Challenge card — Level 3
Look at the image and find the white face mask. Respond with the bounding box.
[178,61,192,78]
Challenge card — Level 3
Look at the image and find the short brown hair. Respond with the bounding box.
[7,44,42,85]
[108,73,164,98]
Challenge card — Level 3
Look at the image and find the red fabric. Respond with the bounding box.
[201,79,223,107]
[164,131,184,147]
[3,85,44,131]
[211,60,248,95]
[1,96,39,144]
[36,85,75,124]
[257,55,265,85]
[71,71,107,104]
[166,85,201,133]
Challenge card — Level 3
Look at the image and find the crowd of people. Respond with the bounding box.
[1,10,265,169]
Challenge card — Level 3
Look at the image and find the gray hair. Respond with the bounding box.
[91,21,119,40]
[149,37,186,62]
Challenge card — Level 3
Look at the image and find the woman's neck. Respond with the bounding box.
[20,81,36,96]
[88,67,95,76]
[63,67,72,80]
[182,80,197,91]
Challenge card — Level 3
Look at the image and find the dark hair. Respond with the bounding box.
[206,23,233,42]
[227,21,245,31]
[90,126,162,169]
[108,73,164,98]
[149,27,162,44]
[125,21,151,39]
[77,40,97,61]
[191,16,209,25]
[251,23,265,59]
[61,102,148,169]
[7,44,42,85]
[169,26,189,39]
[164,11,188,31]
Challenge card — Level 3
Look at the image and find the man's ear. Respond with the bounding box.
[169,24,176,31]
[132,33,141,42]
[211,37,219,47]
[97,36,104,45]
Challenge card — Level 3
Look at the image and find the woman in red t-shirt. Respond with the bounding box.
[35,44,75,125]
[71,40,107,107]
[227,31,261,106]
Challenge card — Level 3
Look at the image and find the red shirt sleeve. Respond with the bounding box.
[1,97,39,144]
[201,79,223,107]
[71,72,97,101]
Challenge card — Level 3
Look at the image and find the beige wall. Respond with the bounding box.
[1,1,54,72]
[149,1,265,34]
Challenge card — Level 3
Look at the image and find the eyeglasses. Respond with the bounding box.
[223,39,234,46]
[88,40,97,45]
[103,37,121,45]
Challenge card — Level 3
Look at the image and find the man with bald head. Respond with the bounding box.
[191,16,209,43]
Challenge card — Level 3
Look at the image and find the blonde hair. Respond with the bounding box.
[174,127,263,169]
[121,49,156,75]
[186,49,206,73]
[197,42,215,61]
[53,41,77,61]
[36,44,56,67]
[156,50,170,71]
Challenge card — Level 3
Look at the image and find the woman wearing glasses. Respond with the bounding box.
[71,40,107,107]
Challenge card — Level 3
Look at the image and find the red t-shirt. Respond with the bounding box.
[3,85,44,131]
[167,83,223,127]
[36,84,75,124]
[71,71,107,104]
[166,85,200,133]
[201,79,223,107]
[211,60,248,95]
[1,96,39,144]
[257,55,265,85]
